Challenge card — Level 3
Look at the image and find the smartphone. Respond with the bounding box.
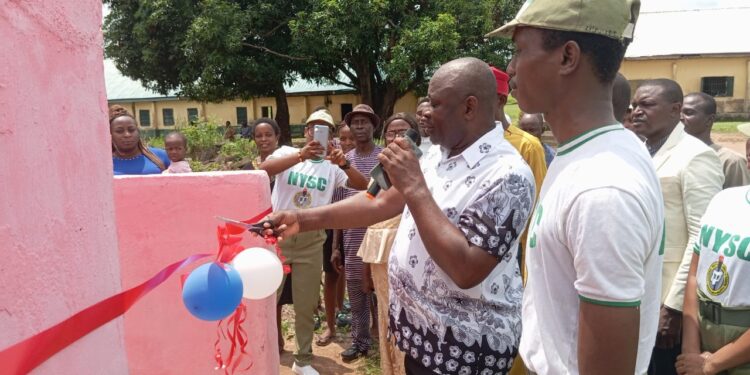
[313,125,329,158]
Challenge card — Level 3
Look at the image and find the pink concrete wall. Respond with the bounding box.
[0,1,129,374]
[113,171,279,375]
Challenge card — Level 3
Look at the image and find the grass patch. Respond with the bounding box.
[358,345,382,375]
[713,121,745,133]
[505,103,521,123]
[281,319,291,339]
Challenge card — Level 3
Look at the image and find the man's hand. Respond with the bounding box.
[262,210,301,241]
[327,148,347,167]
[331,248,344,273]
[300,141,325,161]
[656,305,683,349]
[676,352,715,375]
[378,137,426,197]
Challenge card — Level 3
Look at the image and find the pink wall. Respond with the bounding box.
[0,1,129,374]
[113,171,279,375]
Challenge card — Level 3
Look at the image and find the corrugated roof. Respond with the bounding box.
[105,58,355,101]
[626,5,750,59]
[105,59,177,101]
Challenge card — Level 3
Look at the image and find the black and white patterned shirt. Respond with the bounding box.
[388,126,535,374]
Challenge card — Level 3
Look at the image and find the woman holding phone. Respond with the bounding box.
[259,109,367,375]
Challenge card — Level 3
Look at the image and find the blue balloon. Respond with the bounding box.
[182,262,243,321]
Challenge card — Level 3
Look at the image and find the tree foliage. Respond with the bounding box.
[290,0,523,125]
[104,0,307,143]
[103,0,522,139]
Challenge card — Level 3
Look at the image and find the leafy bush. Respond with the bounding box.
[145,136,165,149]
[143,119,259,171]
[219,137,257,162]
[188,159,221,172]
[180,119,224,162]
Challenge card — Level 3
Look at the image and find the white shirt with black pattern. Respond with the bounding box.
[388,126,535,374]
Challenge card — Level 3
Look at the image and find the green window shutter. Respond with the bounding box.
[162,108,175,126]
[138,109,151,126]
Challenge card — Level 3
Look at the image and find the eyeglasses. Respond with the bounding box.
[384,129,409,138]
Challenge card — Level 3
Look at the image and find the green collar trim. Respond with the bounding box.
[557,124,624,156]
[579,295,641,307]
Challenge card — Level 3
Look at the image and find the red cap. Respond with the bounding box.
[490,66,510,97]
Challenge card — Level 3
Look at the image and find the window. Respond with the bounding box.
[701,77,734,97]
[236,107,248,125]
[261,106,273,118]
[341,103,353,119]
[162,108,175,126]
[187,108,199,123]
[138,110,151,127]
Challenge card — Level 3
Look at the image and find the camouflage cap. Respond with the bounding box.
[486,0,640,42]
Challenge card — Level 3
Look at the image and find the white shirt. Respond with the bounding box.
[268,146,348,211]
[521,124,664,375]
[388,126,535,374]
[695,186,750,307]
[419,136,433,154]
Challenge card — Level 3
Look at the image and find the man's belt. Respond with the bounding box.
[699,299,750,327]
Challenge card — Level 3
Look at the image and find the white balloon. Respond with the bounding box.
[232,247,284,300]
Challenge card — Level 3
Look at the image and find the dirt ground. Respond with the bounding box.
[278,304,375,375]
[714,132,748,155]
[277,132,749,375]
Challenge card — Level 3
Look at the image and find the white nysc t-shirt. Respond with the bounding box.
[268,145,349,211]
[695,186,750,308]
[521,124,664,375]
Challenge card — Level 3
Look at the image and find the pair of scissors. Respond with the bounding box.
[215,216,275,236]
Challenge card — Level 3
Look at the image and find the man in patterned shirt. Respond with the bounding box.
[265,57,535,374]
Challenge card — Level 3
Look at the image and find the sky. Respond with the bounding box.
[641,0,749,12]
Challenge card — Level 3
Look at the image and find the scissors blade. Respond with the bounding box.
[215,216,265,234]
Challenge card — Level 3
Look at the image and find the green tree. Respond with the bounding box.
[104,0,522,140]
[289,0,523,127]
[104,0,308,144]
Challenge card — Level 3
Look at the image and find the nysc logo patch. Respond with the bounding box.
[293,189,312,209]
[706,255,729,296]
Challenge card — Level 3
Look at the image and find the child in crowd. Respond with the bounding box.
[317,122,356,347]
[162,131,192,174]
[337,123,356,154]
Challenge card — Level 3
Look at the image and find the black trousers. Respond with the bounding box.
[648,344,680,375]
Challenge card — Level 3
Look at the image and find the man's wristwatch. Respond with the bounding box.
[339,159,351,170]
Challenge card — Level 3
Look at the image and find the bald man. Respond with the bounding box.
[681,92,750,188]
[265,57,535,375]
[518,113,555,167]
[631,79,724,375]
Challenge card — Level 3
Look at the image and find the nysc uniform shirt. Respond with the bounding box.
[269,146,349,211]
[521,124,664,375]
[695,186,750,307]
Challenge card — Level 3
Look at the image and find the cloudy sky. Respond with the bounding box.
[641,0,748,11]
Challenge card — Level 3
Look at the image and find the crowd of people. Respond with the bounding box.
[108,0,750,374]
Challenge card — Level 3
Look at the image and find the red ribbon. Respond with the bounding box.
[0,253,212,375]
[214,304,253,374]
[211,207,290,373]
[0,206,282,375]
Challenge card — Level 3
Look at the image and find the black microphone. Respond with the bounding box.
[366,128,422,199]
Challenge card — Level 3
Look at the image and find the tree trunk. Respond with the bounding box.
[368,82,400,137]
[273,83,292,145]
